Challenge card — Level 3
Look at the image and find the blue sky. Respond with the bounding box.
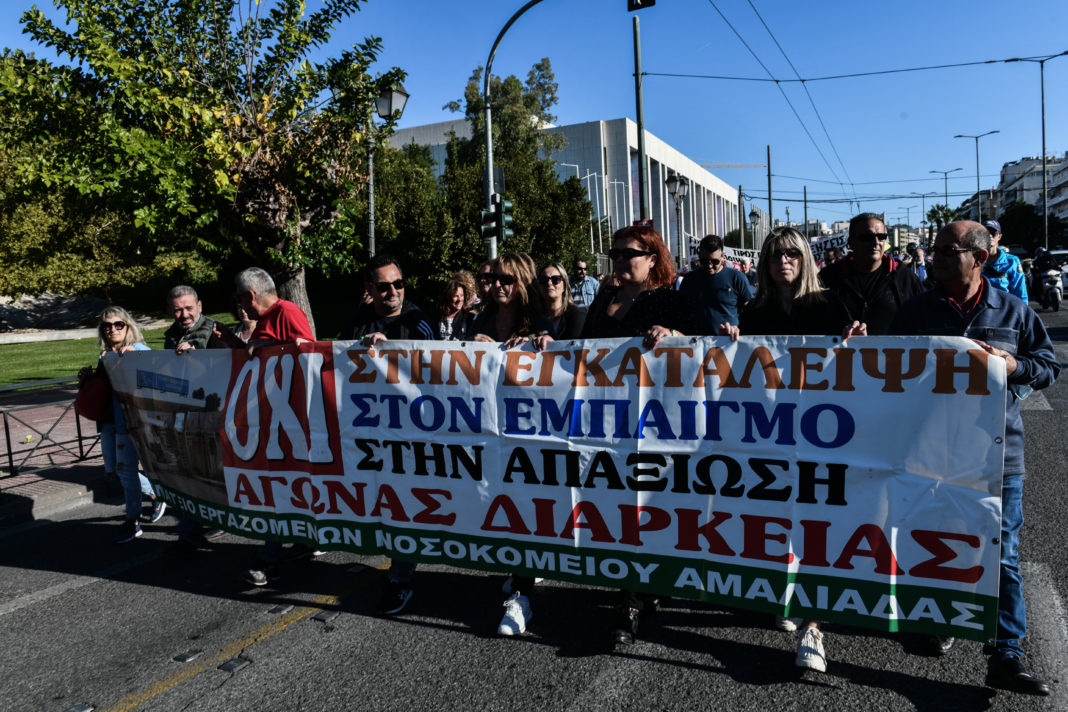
[3,0,1066,228]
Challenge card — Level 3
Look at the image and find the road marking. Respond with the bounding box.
[0,551,161,618]
[1022,561,1068,709]
[1020,391,1052,410]
[101,562,387,712]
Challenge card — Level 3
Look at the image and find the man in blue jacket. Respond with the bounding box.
[982,220,1028,301]
[891,220,1059,697]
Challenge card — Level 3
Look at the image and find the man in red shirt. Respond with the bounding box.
[215,267,314,347]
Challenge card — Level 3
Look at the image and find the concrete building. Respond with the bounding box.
[957,189,1000,223]
[1048,159,1068,221]
[997,155,1065,212]
[391,117,743,263]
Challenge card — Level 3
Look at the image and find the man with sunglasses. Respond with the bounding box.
[891,221,1059,697]
[340,254,435,346]
[677,234,752,334]
[340,254,434,615]
[570,258,600,308]
[819,213,924,334]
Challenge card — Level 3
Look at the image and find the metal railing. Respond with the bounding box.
[0,377,99,476]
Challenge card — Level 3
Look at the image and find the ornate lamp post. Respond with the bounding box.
[367,82,409,257]
[665,174,690,268]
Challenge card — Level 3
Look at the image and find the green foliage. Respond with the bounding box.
[926,204,958,230]
[1,1,403,321]
[998,201,1065,251]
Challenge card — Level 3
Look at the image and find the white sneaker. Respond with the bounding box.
[796,626,826,672]
[501,576,545,595]
[498,593,533,636]
[776,615,802,632]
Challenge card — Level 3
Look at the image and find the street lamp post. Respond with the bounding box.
[610,180,627,238]
[912,191,937,247]
[367,82,409,257]
[929,167,962,208]
[1006,51,1068,248]
[953,130,999,221]
[665,174,689,269]
[749,206,760,251]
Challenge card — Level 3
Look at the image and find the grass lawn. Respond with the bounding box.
[0,312,233,388]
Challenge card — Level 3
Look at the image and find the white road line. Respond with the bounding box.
[1021,391,1053,411]
[1022,561,1068,708]
[0,551,160,618]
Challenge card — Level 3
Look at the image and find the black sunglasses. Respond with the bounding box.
[771,248,803,260]
[853,232,888,241]
[609,247,653,261]
[930,245,974,258]
[102,320,127,331]
[538,275,564,286]
[375,279,405,293]
[487,273,517,286]
[700,257,723,267]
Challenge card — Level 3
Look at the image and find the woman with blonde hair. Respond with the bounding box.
[536,261,586,339]
[471,252,552,345]
[91,306,162,543]
[736,227,864,674]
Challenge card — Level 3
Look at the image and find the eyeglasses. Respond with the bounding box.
[930,245,974,258]
[771,248,803,260]
[609,247,653,261]
[375,279,405,293]
[538,275,564,287]
[853,232,889,242]
[700,257,723,267]
[486,273,517,286]
[102,321,127,331]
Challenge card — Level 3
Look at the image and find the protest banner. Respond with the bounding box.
[810,232,849,264]
[723,246,759,270]
[105,336,1006,640]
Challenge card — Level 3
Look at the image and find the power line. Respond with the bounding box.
[770,172,1002,186]
[704,0,845,188]
[743,0,857,208]
[645,49,1068,84]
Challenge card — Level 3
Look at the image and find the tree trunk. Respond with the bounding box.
[275,265,317,339]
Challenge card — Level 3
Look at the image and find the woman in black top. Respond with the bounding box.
[737,226,865,675]
[536,261,587,340]
[739,227,863,338]
[436,277,476,341]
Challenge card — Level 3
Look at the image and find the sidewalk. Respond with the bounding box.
[0,384,117,526]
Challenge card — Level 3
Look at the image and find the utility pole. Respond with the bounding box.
[633,16,649,220]
[766,145,773,226]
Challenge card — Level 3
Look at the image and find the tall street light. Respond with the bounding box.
[610,180,628,236]
[1006,51,1068,248]
[929,167,962,208]
[749,205,761,251]
[665,174,689,268]
[954,130,999,221]
[912,191,938,247]
[368,82,409,257]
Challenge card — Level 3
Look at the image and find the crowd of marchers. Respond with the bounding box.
[85,214,1058,698]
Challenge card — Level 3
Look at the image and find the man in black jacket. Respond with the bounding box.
[341,254,435,344]
[818,213,924,334]
[341,254,434,615]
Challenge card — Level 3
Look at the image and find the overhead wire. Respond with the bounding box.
[743,0,857,210]
[703,0,846,190]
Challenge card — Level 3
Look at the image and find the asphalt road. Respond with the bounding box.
[3,307,1068,712]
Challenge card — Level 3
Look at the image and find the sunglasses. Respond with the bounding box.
[486,273,517,287]
[609,247,653,261]
[771,248,803,260]
[930,245,974,258]
[538,275,564,286]
[700,257,723,267]
[853,232,889,242]
[103,321,127,331]
[575,266,588,272]
[375,279,405,293]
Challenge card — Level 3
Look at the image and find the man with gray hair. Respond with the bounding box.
[892,220,1058,696]
[215,267,313,347]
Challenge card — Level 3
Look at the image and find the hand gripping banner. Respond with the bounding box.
[105,335,1006,640]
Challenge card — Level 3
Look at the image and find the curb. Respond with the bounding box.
[0,468,119,527]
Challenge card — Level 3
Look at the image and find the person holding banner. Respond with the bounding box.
[818,213,924,335]
[472,253,554,349]
[581,224,692,645]
[737,227,866,673]
[91,307,162,543]
[536,261,587,340]
[892,221,1058,697]
[677,234,752,335]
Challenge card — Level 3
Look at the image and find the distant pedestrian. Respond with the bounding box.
[677,234,752,334]
[982,220,1028,301]
[570,258,600,307]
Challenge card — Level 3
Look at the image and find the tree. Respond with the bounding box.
[926,204,958,231]
[2,1,403,333]
[439,60,592,272]
[998,201,1064,253]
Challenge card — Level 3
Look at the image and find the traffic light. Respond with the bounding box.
[628,0,655,10]
[493,193,514,242]
[480,208,497,242]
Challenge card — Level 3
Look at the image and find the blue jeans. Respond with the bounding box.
[992,474,1026,661]
[101,423,154,521]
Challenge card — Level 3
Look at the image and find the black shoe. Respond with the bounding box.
[115,519,142,544]
[985,657,1051,696]
[203,528,226,541]
[377,580,413,616]
[927,635,956,656]
[614,606,640,645]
